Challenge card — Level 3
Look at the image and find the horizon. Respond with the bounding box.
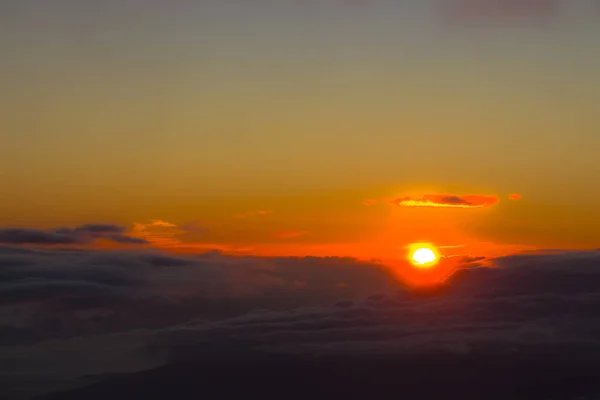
[2,1,600,399]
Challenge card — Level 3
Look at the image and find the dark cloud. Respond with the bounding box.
[458,255,487,264]
[0,249,398,345]
[71,224,127,234]
[5,249,600,399]
[440,195,471,205]
[0,224,147,246]
[107,234,150,244]
[0,229,80,245]
[140,251,600,365]
[3,249,600,349]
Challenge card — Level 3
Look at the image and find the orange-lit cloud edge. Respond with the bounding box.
[365,193,511,208]
[391,194,499,208]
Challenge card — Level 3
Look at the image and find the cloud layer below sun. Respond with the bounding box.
[4,245,600,398]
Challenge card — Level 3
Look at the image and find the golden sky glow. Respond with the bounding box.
[1,1,600,281]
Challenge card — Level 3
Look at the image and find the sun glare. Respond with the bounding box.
[408,243,440,268]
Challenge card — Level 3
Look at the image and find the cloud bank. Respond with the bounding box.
[0,224,147,246]
[150,250,600,360]
[4,236,600,399]
[0,246,398,346]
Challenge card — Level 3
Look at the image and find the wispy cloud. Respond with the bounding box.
[390,194,499,209]
[276,230,308,239]
[179,221,209,235]
[236,210,272,219]
[509,193,521,200]
[132,220,207,247]
[438,244,467,249]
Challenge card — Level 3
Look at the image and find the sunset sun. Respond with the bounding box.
[408,243,440,268]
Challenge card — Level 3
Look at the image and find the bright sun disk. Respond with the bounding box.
[408,243,440,268]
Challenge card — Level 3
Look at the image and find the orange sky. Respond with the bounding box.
[94,191,534,265]
[4,186,594,288]
[2,1,600,289]
[87,191,535,287]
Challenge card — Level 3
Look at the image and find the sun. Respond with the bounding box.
[407,243,440,268]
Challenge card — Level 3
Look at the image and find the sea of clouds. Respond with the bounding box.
[2,244,600,398]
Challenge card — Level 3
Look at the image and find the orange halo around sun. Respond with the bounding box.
[407,243,440,269]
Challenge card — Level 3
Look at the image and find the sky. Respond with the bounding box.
[4,2,600,398]
[2,0,600,260]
